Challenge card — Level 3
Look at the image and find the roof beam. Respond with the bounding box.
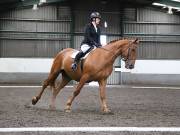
[155,0,180,8]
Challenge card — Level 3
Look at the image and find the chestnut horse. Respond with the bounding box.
[32,38,139,113]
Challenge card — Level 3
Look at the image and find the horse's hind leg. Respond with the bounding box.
[49,72,71,110]
[65,74,89,112]
[32,70,60,105]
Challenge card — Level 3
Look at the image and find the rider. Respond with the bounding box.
[71,12,102,71]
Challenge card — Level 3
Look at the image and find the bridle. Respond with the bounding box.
[121,41,137,62]
[121,45,132,62]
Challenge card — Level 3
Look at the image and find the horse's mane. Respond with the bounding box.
[107,38,128,45]
[108,39,121,44]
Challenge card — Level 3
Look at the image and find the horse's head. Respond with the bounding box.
[121,38,139,69]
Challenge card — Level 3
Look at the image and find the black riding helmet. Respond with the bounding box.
[90,12,101,20]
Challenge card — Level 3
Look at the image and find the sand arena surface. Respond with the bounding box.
[0,85,180,135]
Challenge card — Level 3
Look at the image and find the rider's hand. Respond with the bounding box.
[94,42,101,48]
[97,44,102,48]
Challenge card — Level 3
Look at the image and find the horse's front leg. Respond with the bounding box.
[98,79,111,113]
[65,74,88,112]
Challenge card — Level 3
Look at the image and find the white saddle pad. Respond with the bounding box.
[71,49,95,59]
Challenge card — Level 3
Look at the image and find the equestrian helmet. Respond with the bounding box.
[90,12,101,20]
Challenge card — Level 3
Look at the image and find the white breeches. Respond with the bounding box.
[81,44,96,53]
[81,44,91,53]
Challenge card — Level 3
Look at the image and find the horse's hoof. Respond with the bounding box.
[32,96,38,105]
[49,105,56,110]
[65,106,71,113]
[102,108,113,115]
[65,109,71,113]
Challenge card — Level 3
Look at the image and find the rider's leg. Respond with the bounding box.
[71,44,92,71]
[74,51,85,63]
[71,51,85,71]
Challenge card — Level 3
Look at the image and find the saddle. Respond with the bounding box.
[71,49,95,71]
[71,49,95,59]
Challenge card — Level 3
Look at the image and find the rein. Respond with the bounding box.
[99,47,119,58]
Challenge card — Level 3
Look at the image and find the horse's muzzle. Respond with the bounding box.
[128,64,134,69]
[126,64,134,69]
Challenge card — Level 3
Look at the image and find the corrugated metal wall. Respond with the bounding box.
[124,7,180,59]
[0,5,71,57]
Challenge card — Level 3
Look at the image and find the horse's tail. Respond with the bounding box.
[43,54,64,88]
[48,49,71,85]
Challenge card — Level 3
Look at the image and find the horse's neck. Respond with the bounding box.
[104,40,128,61]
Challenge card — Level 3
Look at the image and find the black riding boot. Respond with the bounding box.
[71,51,85,71]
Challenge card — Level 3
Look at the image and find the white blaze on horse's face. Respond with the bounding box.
[124,39,139,69]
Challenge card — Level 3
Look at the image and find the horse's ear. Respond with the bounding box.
[133,38,139,44]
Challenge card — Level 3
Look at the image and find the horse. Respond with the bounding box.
[32,38,139,113]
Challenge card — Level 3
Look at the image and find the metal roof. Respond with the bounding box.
[1,0,179,14]
[152,0,180,14]
[0,0,157,11]
[0,0,65,11]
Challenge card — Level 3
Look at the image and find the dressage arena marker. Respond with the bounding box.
[0,127,180,132]
[0,86,73,88]
[131,86,180,90]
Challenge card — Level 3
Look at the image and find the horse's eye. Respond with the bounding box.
[132,49,135,52]
[122,57,127,61]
